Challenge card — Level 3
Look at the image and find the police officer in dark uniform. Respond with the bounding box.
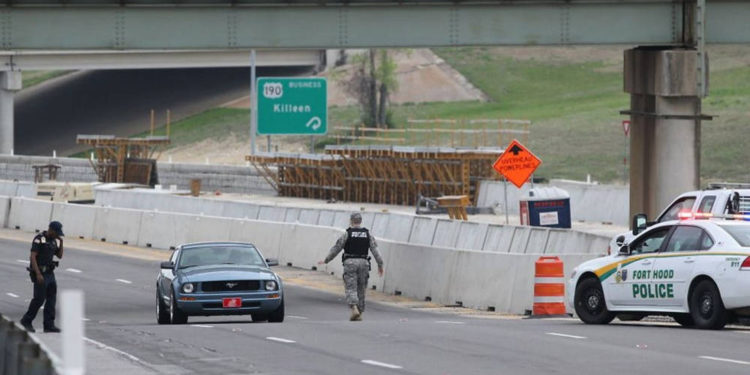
[319,213,384,321]
[20,221,64,333]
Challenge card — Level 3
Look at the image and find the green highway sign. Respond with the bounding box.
[256,77,327,135]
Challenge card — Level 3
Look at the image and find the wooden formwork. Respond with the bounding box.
[326,146,501,205]
[246,153,345,201]
[76,135,169,185]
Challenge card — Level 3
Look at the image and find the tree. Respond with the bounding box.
[345,49,398,128]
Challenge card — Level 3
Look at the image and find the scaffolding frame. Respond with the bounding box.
[76,135,170,183]
[248,146,502,206]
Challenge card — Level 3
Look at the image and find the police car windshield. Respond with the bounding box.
[178,246,265,269]
[718,225,750,247]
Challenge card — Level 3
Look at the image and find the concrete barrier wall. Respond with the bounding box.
[0,196,9,229]
[8,197,52,233]
[51,202,97,240]
[0,155,274,195]
[3,201,603,314]
[478,179,629,226]
[94,188,612,255]
[0,180,36,198]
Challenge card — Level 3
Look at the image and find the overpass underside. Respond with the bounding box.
[2,0,749,220]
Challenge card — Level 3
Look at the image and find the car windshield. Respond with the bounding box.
[718,225,750,247]
[178,245,265,269]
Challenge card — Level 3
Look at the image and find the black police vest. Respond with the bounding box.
[33,233,57,268]
[343,228,370,258]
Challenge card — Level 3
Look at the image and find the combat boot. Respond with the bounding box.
[354,312,363,321]
[349,305,361,321]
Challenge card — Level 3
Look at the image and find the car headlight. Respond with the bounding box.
[182,283,195,293]
[265,280,278,291]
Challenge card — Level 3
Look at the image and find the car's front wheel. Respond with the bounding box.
[574,278,615,325]
[156,289,170,325]
[268,299,285,323]
[170,290,188,325]
[689,279,728,330]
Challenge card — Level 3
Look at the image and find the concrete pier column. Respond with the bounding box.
[624,48,708,220]
[0,71,22,155]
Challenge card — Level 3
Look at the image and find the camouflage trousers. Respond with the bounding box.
[343,258,369,312]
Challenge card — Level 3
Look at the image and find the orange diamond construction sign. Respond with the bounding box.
[493,139,542,188]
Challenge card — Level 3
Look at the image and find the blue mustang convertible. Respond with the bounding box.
[156,242,284,324]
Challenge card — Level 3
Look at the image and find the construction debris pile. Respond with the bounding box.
[247,146,502,206]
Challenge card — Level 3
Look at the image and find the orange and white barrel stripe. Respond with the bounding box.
[533,256,566,316]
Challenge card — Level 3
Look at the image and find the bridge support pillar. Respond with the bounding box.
[0,71,22,155]
[624,47,709,220]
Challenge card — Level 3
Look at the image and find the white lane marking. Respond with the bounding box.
[6,293,19,298]
[66,268,82,273]
[82,318,90,322]
[83,337,144,364]
[16,259,30,264]
[191,324,214,328]
[699,356,750,366]
[361,360,403,369]
[435,320,465,325]
[545,332,586,340]
[287,315,308,320]
[266,337,296,344]
[115,279,133,284]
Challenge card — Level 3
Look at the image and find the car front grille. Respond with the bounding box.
[201,280,261,292]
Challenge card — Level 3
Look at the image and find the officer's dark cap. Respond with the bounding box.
[49,221,64,236]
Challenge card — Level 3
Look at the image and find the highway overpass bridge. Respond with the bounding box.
[1,0,749,219]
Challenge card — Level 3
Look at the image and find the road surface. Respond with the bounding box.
[1,237,749,375]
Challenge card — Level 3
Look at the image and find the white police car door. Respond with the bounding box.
[651,225,714,308]
[606,226,672,307]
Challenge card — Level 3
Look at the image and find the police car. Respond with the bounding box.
[609,185,750,252]
[570,212,750,329]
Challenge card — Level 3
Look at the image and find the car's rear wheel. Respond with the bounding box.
[170,290,188,325]
[156,289,170,325]
[574,278,615,325]
[268,299,285,323]
[673,313,695,327]
[689,279,728,330]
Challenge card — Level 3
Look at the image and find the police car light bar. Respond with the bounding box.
[678,210,750,221]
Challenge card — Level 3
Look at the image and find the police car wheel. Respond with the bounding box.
[689,280,728,330]
[574,278,615,325]
[156,290,170,325]
[170,290,188,325]
[673,314,694,327]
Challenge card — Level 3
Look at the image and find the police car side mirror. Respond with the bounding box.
[266,258,279,267]
[160,261,175,270]
[618,244,631,256]
[615,235,626,247]
[632,213,648,235]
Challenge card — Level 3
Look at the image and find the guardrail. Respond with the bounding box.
[0,314,57,375]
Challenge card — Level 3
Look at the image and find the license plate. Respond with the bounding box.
[222,298,242,308]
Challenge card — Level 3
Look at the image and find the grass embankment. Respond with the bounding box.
[105,46,750,183]
[22,71,72,88]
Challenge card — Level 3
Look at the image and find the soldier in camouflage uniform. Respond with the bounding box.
[319,213,384,321]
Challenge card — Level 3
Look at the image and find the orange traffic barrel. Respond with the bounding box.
[533,256,566,316]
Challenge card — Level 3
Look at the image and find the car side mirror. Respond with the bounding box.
[266,258,279,267]
[632,213,648,235]
[618,244,631,256]
[615,235,626,247]
[160,261,175,270]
